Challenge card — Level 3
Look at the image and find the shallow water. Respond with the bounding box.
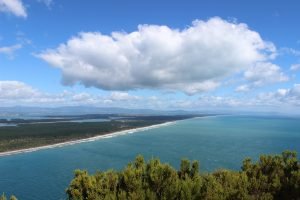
[0,115,299,200]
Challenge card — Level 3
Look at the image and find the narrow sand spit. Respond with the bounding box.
[0,121,176,157]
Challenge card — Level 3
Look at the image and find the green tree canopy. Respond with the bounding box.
[66,151,300,200]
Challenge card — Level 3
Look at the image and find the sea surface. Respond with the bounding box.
[0,115,299,200]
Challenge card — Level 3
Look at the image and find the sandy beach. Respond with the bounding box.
[0,121,176,157]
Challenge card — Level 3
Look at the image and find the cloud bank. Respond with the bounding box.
[0,81,143,106]
[0,81,38,99]
[0,0,27,18]
[39,17,277,95]
[1,81,300,114]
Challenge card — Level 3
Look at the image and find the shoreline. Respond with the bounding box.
[0,121,176,157]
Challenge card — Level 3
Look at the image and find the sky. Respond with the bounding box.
[0,0,300,113]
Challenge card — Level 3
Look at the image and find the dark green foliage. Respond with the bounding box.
[242,150,300,199]
[67,151,300,200]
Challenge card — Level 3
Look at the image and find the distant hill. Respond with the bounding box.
[0,106,296,118]
[0,106,200,117]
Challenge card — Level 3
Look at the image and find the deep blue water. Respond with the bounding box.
[0,115,299,200]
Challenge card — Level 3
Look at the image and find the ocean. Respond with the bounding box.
[0,115,299,200]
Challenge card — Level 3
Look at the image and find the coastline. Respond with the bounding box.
[0,121,176,157]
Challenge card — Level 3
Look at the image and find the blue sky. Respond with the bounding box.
[0,0,300,113]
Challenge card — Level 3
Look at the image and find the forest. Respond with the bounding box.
[66,150,300,200]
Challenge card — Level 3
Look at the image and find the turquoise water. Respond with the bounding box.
[0,115,299,200]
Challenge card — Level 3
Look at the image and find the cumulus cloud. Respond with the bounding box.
[244,62,288,86]
[236,62,288,92]
[0,44,22,58]
[0,0,27,18]
[0,81,38,99]
[210,85,300,109]
[1,81,300,113]
[169,84,300,112]
[255,84,300,107]
[280,84,300,106]
[109,92,140,101]
[38,17,276,95]
[0,81,143,106]
[71,92,92,102]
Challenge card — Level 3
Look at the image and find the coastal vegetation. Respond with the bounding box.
[67,151,300,200]
[0,194,17,200]
[0,115,195,152]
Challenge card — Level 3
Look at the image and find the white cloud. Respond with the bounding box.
[168,84,300,112]
[290,64,300,71]
[0,81,39,99]
[0,81,143,106]
[0,44,22,58]
[236,62,288,92]
[0,0,27,18]
[244,62,288,86]
[256,84,300,107]
[39,17,276,95]
[1,81,300,113]
[71,92,92,102]
[109,92,140,101]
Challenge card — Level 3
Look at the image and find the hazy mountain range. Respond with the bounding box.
[0,106,295,118]
[0,106,200,117]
